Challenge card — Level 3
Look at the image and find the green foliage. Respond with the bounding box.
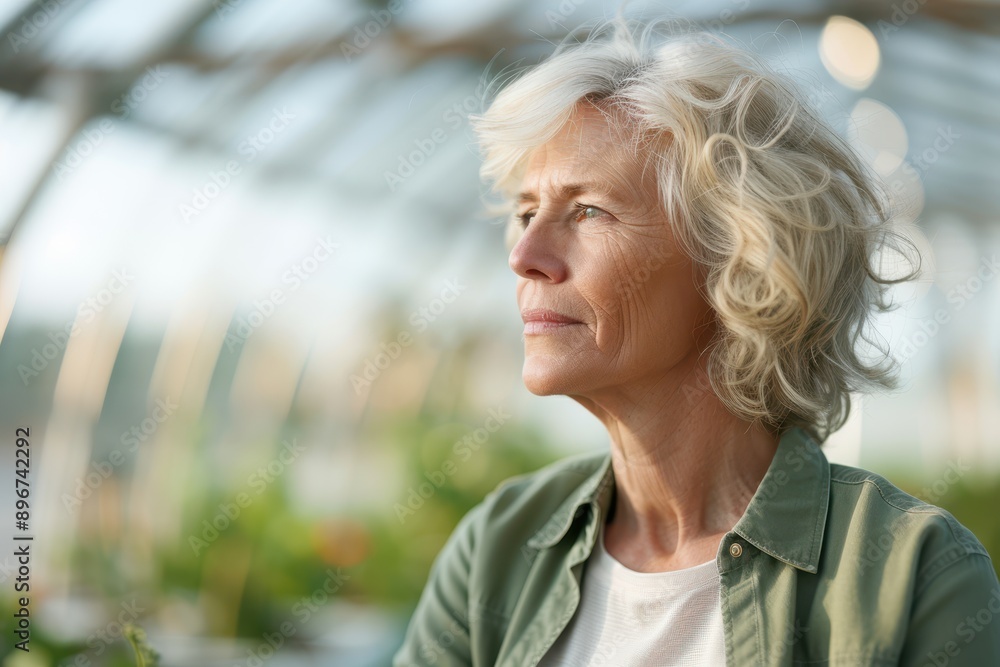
[361,410,564,607]
[123,624,160,667]
[0,607,159,666]
[17,405,563,653]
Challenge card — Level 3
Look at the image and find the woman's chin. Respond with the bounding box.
[522,361,582,396]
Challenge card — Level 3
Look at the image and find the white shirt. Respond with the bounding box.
[537,521,727,666]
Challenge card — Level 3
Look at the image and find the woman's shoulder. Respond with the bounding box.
[824,460,992,577]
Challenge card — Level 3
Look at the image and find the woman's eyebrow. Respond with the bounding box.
[516,182,619,204]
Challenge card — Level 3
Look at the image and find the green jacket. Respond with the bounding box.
[393,426,1000,665]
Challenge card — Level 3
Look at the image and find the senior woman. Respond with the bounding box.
[392,19,1000,667]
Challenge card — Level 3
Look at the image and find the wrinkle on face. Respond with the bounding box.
[511,100,711,403]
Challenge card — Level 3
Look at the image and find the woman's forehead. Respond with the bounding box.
[518,105,656,202]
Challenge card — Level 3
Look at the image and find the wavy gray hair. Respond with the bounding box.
[471,18,920,443]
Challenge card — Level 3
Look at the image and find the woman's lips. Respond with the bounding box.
[523,321,581,334]
[521,308,582,335]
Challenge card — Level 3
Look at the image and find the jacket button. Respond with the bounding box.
[729,542,743,558]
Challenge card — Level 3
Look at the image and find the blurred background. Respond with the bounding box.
[0,0,998,664]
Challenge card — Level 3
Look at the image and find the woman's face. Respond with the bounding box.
[510,103,715,400]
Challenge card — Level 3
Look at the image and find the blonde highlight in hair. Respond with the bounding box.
[472,18,920,443]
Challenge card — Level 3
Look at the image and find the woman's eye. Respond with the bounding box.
[513,205,606,228]
[575,204,605,221]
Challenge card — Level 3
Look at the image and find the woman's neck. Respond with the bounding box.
[573,360,781,572]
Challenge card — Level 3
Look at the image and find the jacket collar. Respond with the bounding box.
[525,426,831,574]
[525,452,615,550]
[731,426,830,573]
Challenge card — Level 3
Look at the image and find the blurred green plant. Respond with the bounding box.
[0,403,563,661]
[6,384,997,663]
[0,613,160,666]
[123,624,159,667]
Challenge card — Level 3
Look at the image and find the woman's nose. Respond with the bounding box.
[508,219,568,283]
